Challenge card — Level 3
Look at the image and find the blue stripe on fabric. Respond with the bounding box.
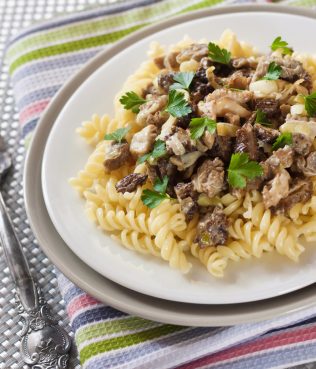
[22,118,38,137]
[72,306,126,331]
[63,285,85,305]
[84,327,214,369]
[17,85,61,110]
[204,340,316,369]
[267,317,316,335]
[8,0,160,46]
[11,48,100,84]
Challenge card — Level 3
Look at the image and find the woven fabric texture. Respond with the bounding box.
[2,0,316,368]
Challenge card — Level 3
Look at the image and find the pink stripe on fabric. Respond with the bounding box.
[67,293,100,319]
[177,324,316,369]
[19,99,50,124]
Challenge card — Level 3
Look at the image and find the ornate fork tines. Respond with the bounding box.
[0,136,71,368]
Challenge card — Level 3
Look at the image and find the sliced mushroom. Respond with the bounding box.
[170,151,203,171]
[130,125,157,158]
[262,169,290,209]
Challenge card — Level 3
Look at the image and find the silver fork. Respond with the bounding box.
[0,136,71,368]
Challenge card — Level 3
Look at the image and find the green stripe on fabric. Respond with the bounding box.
[76,316,159,345]
[285,0,316,5]
[9,24,146,75]
[181,0,225,12]
[6,0,193,61]
[80,324,185,363]
[7,0,227,74]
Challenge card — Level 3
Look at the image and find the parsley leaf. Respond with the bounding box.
[304,92,316,117]
[270,36,293,56]
[153,176,168,193]
[141,176,169,209]
[189,117,217,139]
[170,72,195,91]
[119,91,147,113]
[255,109,271,127]
[141,190,169,209]
[227,153,263,189]
[165,90,192,117]
[137,153,151,164]
[151,140,166,159]
[262,62,282,80]
[104,126,130,143]
[137,139,166,164]
[272,132,293,150]
[208,42,231,65]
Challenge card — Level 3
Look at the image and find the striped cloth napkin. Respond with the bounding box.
[5,0,316,368]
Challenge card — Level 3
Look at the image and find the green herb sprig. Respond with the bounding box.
[137,139,167,164]
[262,62,282,81]
[227,153,263,189]
[104,126,131,143]
[119,91,146,113]
[141,176,170,208]
[255,109,271,127]
[304,92,316,117]
[170,72,195,91]
[272,132,293,150]
[165,90,192,117]
[270,36,293,56]
[208,42,231,65]
[189,117,217,139]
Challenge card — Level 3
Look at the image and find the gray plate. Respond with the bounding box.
[24,4,316,326]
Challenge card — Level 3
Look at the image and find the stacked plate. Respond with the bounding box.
[24,5,316,326]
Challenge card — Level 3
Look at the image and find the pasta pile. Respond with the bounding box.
[70,31,316,278]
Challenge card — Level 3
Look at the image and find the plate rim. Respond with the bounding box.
[24,4,316,325]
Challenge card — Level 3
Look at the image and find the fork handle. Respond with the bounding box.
[0,191,38,311]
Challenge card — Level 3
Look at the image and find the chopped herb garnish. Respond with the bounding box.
[208,42,231,65]
[189,117,217,139]
[227,153,263,189]
[119,91,146,113]
[137,139,167,164]
[165,90,192,117]
[262,62,282,81]
[270,36,293,56]
[141,176,169,209]
[104,126,130,143]
[255,109,271,127]
[153,176,168,193]
[170,72,195,91]
[272,132,293,150]
[137,153,151,164]
[150,140,166,159]
[141,190,169,209]
[304,92,316,117]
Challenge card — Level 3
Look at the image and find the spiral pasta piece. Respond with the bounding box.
[249,203,304,261]
[113,230,160,257]
[229,218,272,258]
[287,196,316,224]
[220,193,243,217]
[190,243,227,278]
[76,114,111,145]
[154,224,191,273]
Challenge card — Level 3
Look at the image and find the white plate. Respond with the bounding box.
[42,8,316,305]
[25,5,316,326]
